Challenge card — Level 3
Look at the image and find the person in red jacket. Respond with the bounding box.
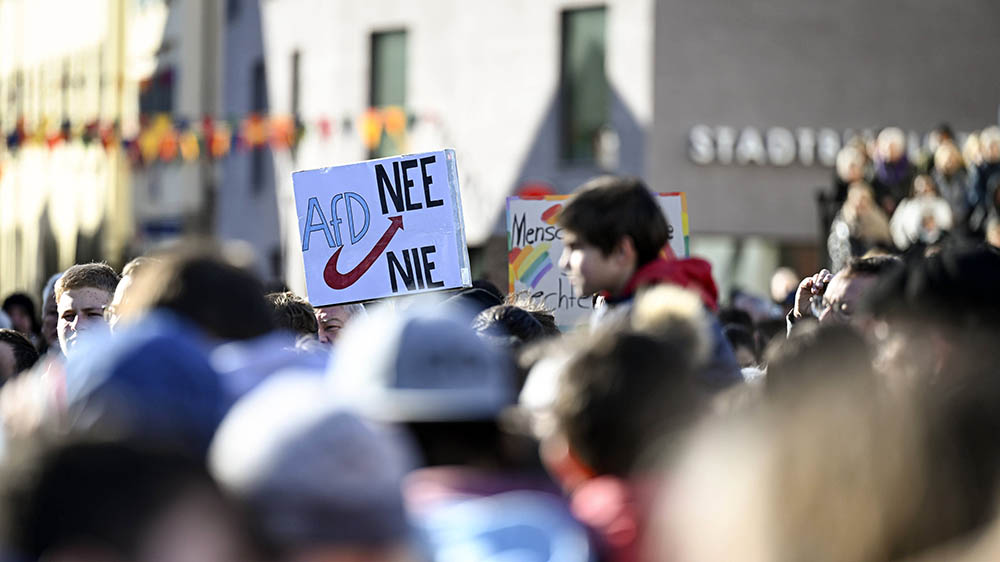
[557,176,719,313]
[556,176,740,391]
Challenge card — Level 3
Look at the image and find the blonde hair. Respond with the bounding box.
[836,145,866,181]
[934,141,962,172]
[631,284,712,366]
[962,132,982,167]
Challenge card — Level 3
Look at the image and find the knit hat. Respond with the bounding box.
[209,375,415,548]
[63,311,226,456]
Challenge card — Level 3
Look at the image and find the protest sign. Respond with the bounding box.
[293,149,471,306]
[506,192,689,328]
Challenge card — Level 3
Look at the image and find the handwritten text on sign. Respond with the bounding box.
[506,193,689,328]
[294,150,471,306]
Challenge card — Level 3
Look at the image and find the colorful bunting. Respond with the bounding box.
[1,106,421,167]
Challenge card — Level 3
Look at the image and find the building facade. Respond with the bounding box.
[0,0,154,297]
[260,0,655,295]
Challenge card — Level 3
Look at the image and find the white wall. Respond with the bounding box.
[260,0,653,294]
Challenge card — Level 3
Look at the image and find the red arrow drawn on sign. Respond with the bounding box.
[324,215,404,289]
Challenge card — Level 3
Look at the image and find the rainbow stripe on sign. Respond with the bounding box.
[509,244,554,289]
[541,204,562,225]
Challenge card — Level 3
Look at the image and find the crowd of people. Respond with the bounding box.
[827,124,1000,270]
[0,173,999,562]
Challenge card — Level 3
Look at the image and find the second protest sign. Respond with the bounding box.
[506,192,689,328]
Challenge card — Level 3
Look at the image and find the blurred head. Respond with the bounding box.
[118,243,274,341]
[504,293,560,337]
[815,256,901,325]
[770,267,799,305]
[550,330,704,480]
[987,217,1000,249]
[722,325,758,368]
[835,145,866,183]
[265,292,318,338]
[108,257,158,331]
[2,293,38,336]
[912,174,939,198]
[980,126,1000,163]
[845,181,876,209]
[877,127,906,162]
[0,329,39,383]
[659,373,925,562]
[557,176,671,296]
[864,245,1000,386]
[210,377,417,562]
[473,304,546,351]
[55,263,120,354]
[315,303,365,345]
[934,140,964,175]
[328,304,512,425]
[0,439,252,562]
[764,322,876,397]
[40,272,62,349]
[926,124,955,155]
[962,133,982,167]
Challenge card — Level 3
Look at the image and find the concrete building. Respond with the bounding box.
[216,0,282,280]
[650,0,1000,293]
[261,0,1000,298]
[130,0,222,249]
[260,0,655,295]
[0,0,155,297]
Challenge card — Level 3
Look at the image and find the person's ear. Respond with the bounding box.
[614,236,637,267]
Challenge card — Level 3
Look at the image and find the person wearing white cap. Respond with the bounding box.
[210,375,422,562]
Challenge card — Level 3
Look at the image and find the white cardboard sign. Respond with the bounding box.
[506,192,689,328]
[293,149,471,306]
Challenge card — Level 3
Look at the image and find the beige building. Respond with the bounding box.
[0,0,222,299]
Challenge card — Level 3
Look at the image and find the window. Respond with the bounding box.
[369,30,407,158]
[139,68,174,114]
[560,6,608,164]
[251,58,268,194]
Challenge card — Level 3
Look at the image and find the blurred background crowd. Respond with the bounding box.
[2,0,1000,561]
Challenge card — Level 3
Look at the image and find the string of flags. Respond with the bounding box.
[0,106,428,167]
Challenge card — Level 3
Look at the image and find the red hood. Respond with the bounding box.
[606,256,719,311]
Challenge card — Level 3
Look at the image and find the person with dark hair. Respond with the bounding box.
[504,294,561,337]
[54,263,121,355]
[558,177,673,278]
[1,293,40,347]
[444,287,503,315]
[764,322,876,397]
[722,325,758,368]
[860,245,1000,554]
[117,246,274,341]
[38,272,62,353]
[718,307,754,333]
[265,291,318,338]
[553,330,704,478]
[0,329,39,383]
[543,329,705,562]
[0,439,253,562]
[789,255,902,332]
[557,175,741,390]
[473,304,546,349]
[472,279,505,303]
